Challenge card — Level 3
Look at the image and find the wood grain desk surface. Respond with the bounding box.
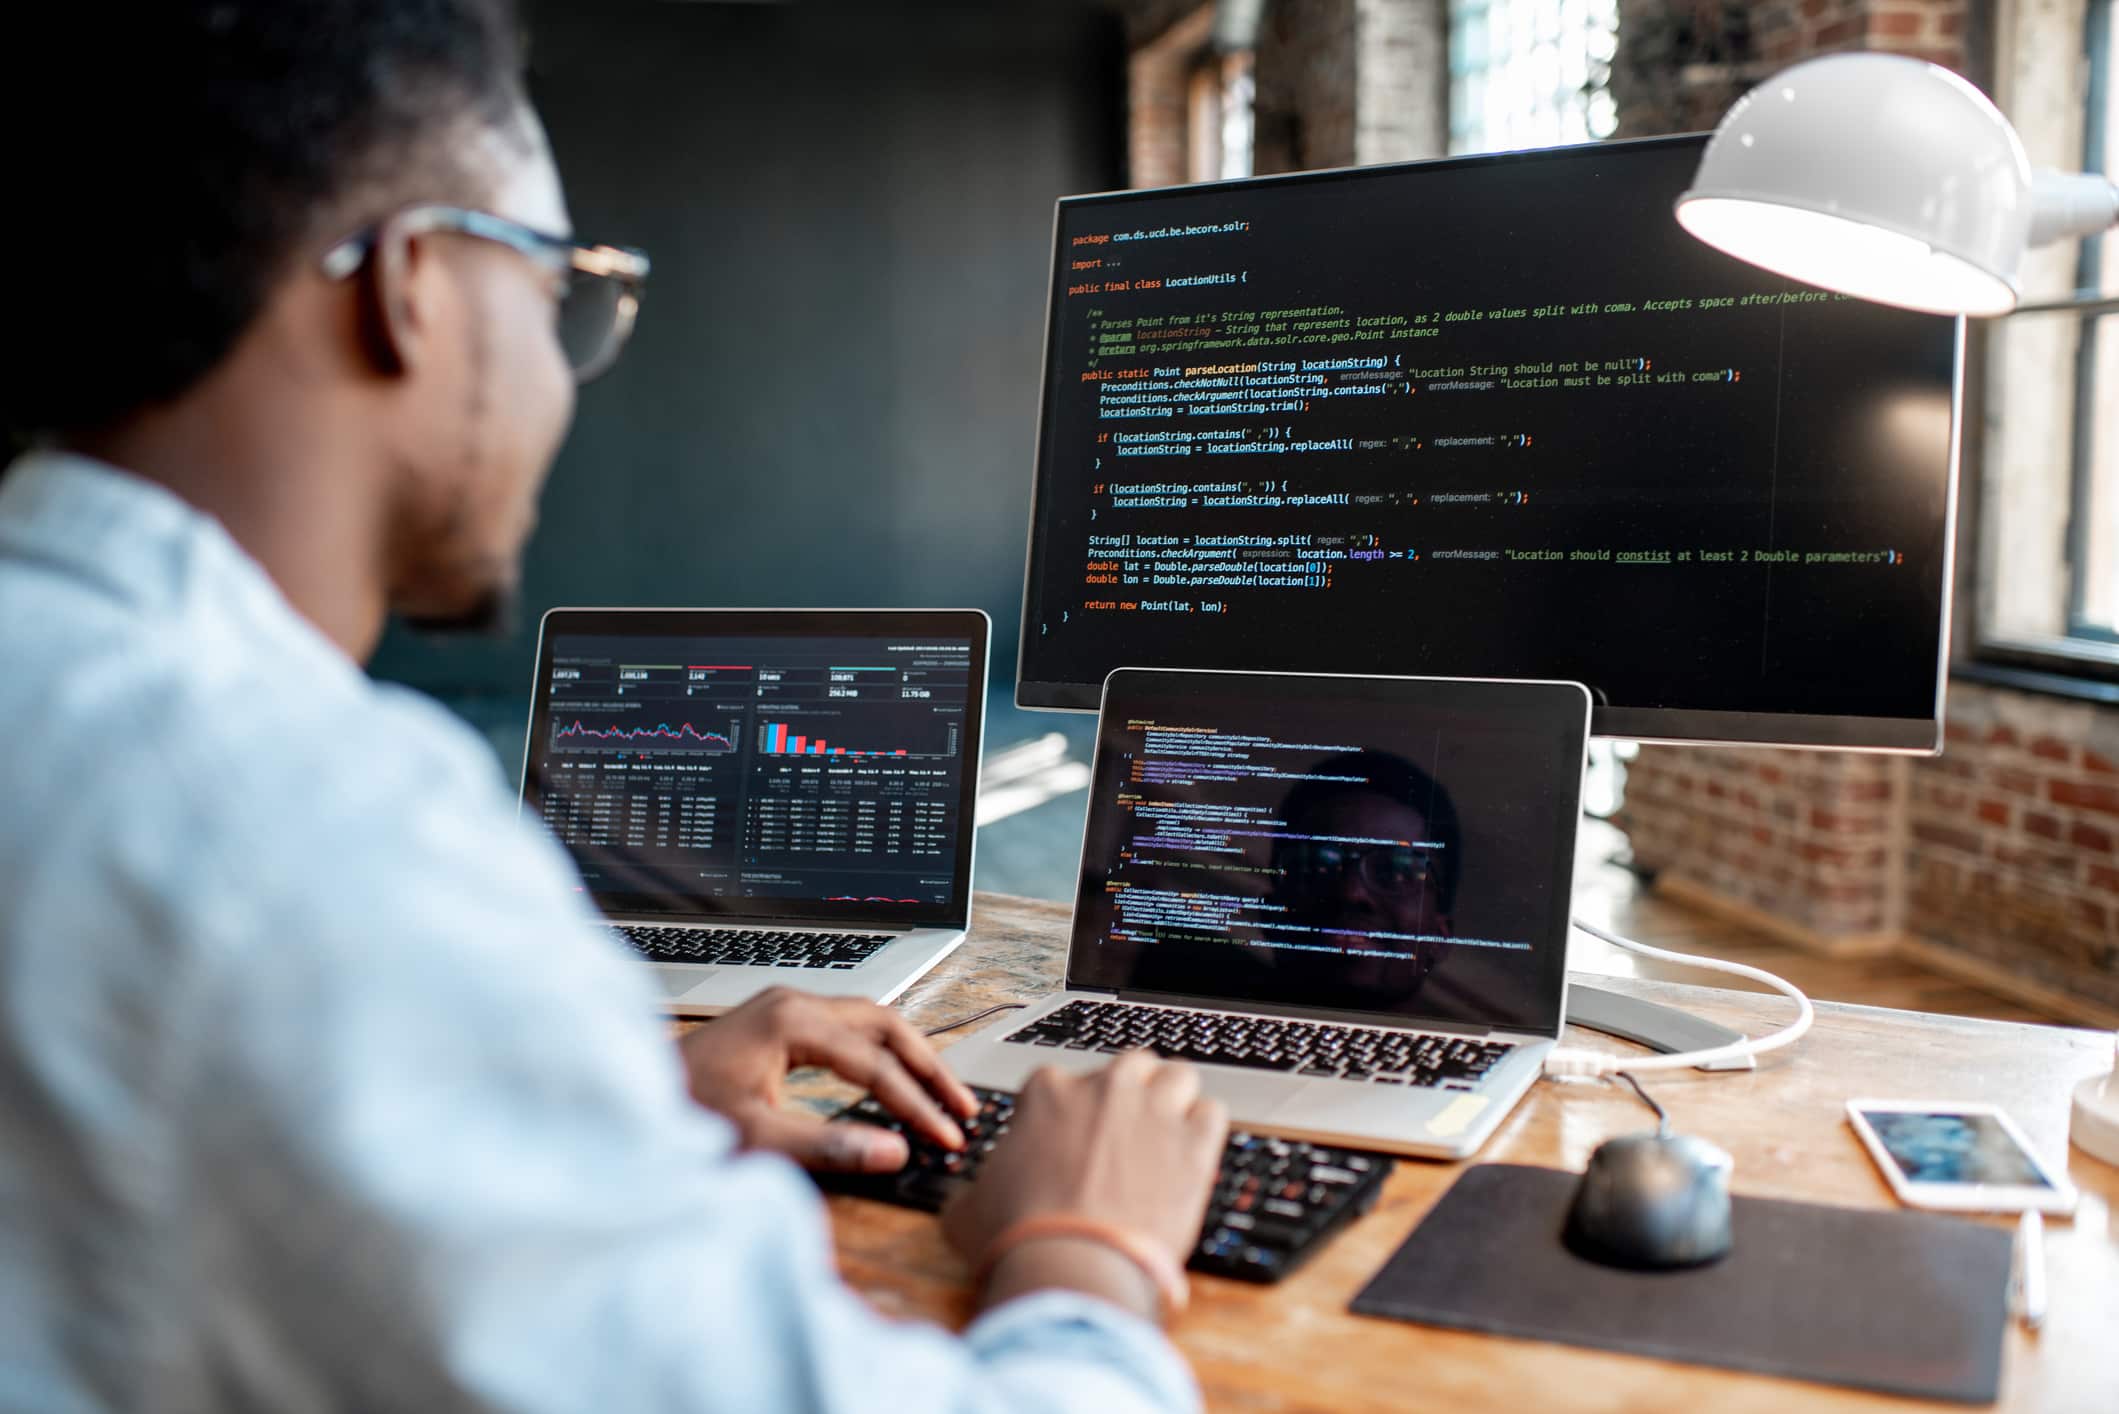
[817,893,2119,1414]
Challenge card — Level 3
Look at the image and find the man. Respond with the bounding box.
[1270,752,1462,1000]
[0,4,1225,1410]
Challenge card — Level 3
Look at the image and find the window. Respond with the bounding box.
[1448,0,1619,156]
[2067,1,2119,640]
[1186,49,1256,183]
[1127,4,1252,190]
[1977,0,2119,676]
[1219,56,1256,181]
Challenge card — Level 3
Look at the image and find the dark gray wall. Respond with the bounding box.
[371,0,1124,703]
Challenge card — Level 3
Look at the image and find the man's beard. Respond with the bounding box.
[398,579,520,639]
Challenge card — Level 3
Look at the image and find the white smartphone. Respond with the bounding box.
[1846,1100,2078,1215]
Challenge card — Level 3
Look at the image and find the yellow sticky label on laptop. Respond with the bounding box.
[1427,1095,1491,1137]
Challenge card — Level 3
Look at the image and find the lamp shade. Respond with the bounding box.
[1675,53,2033,316]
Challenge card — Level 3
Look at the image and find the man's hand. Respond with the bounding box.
[679,987,977,1173]
[941,1052,1227,1317]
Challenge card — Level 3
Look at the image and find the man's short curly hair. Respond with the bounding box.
[2,1,528,439]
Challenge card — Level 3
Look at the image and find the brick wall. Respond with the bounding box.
[1751,0,1967,67]
[1621,748,1903,943]
[1238,0,1447,176]
[1254,0,1360,172]
[1907,682,2119,1015]
[1612,0,1968,138]
[1620,678,2119,1022]
[1128,0,1437,183]
[1127,3,1217,189]
[1611,0,1761,137]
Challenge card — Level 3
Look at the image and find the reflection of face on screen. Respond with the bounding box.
[1270,753,1459,1002]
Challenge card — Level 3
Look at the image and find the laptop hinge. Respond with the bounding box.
[608,913,914,934]
[1111,989,1493,1036]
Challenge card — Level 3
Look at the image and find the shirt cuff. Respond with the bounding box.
[963,1289,1201,1414]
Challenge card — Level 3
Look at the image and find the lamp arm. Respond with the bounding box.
[2028,169,2119,248]
[2010,291,2119,317]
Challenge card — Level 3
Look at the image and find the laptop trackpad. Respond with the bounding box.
[1191,1068,1312,1122]
[651,966,718,999]
[1270,1083,1443,1135]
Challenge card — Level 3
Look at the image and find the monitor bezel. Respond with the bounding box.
[524,606,989,928]
[1011,134,1962,754]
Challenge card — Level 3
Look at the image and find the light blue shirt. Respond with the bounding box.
[0,452,1197,1414]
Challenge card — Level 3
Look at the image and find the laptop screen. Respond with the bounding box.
[1067,670,1586,1035]
[523,609,987,927]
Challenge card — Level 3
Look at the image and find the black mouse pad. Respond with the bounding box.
[1350,1163,2011,1404]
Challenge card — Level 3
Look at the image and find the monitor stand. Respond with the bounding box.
[1563,984,1755,1071]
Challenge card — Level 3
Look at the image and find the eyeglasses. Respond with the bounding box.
[1284,843,1438,895]
[320,205,650,383]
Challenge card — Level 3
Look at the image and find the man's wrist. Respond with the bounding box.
[980,1235,1165,1325]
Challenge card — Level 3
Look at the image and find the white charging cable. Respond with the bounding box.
[1542,917,1815,1078]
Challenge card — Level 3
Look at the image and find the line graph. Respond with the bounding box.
[552,716,739,753]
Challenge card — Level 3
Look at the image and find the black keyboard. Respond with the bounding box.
[1003,1000,1513,1088]
[817,1086,1394,1283]
[616,925,890,969]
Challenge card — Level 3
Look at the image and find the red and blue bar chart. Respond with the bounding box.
[759,721,913,759]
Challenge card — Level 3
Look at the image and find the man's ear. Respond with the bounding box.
[354,217,438,379]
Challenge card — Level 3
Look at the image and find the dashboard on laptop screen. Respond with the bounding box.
[522,612,986,926]
[1068,671,1584,1034]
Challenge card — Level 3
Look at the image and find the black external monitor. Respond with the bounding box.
[1015,135,1962,750]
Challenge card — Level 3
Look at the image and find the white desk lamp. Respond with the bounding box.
[1674,51,2119,1165]
[1675,52,2119,318]
[2077,1042,2119,1167]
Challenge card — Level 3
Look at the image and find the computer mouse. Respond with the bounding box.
[1563,1132,1734,1270]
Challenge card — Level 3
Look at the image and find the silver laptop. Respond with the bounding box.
[520,608,988,1015]
[946,667,1588,1158]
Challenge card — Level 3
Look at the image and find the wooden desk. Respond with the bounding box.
[821,893,2119,1413]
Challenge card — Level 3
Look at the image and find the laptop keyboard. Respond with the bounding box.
[1003,1000,1514,1088]
[616,925,891,969]
[818,1086,1394,1283]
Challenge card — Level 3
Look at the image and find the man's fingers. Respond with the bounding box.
[875,1010,980,1120]
[783,997,980,1123]
[1187,1093,1229,1143]
[1145,1056,1202,1111]
[743,1109,910,1174]
[795,1024,965,1150]
[858,1046,967,1150]
[783,1001,970,1146]
[1103,1048,1160,1086]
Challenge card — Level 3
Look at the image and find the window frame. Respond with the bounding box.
[1962,0,2119,694]
[2065,0,2116,646]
